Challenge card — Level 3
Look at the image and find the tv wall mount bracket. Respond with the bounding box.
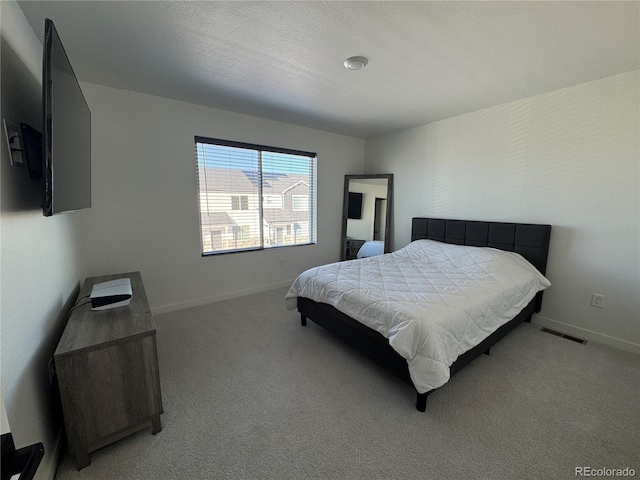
[3,119,25,167]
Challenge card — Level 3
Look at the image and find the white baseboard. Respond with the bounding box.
[36,428,62,480]
[533,315,640,355]
[151,280,294,316]
[152,290,640,355]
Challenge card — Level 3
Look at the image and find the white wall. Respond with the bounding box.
[365,71,640,353]
[0,2,86,479]
[346,181,388,241]
[363,125,427,253]
[78,83,364,313]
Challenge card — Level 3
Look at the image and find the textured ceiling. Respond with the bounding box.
[17,1,640,139]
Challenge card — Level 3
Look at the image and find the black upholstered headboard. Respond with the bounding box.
[411,218,552,276]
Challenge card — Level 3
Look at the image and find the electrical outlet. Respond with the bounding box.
[591,294,605,309]
[279,258,284,267]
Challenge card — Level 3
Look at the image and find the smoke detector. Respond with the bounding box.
[343,56,368,71]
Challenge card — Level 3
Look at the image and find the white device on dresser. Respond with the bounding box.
[90,278,132,310]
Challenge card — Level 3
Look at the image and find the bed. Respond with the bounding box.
[286,217,552,411]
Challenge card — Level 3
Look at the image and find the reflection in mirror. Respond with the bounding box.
[341,174,393,261]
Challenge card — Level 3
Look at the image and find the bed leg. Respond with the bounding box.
[300,314,307,326]
[484,347,490,356]
[416,392,429,412]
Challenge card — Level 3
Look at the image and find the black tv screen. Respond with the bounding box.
[43,18,91,216]
[347,192,363,219]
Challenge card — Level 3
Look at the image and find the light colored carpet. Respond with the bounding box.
[55,287,639,479]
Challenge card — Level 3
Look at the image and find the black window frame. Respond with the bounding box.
[195,136,318,256]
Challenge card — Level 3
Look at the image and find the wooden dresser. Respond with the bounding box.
[54,271,163,470]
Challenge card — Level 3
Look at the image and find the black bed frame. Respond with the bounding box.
[297,217,552,412]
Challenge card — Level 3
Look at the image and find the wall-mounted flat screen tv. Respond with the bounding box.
[20,123,43,178]
[347,192,363,219]
[43,18,91,216]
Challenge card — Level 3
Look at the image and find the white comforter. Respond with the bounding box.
[285,239,550,393]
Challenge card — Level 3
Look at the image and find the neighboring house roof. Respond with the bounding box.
[243,171,287,189]
[199,167,310,195]
[263,209,309,224]
[201,211,238,227]
[198,167,257,193]
[267,174,309,193]
[280,180,309,195]
[203,209,305,226]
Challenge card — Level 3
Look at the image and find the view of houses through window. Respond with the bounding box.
[195,137,317,254]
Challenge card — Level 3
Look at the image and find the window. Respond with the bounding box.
[195,136,317,254]
[231,195,249,210]
[292,195,308,211]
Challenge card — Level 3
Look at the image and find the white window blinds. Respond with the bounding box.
[195,137,317,254]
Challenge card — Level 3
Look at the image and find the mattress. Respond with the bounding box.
[285,239,551,393]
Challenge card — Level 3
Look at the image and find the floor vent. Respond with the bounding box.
[540,327,587,345]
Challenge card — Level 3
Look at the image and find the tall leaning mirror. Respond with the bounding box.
[341,174,393,261]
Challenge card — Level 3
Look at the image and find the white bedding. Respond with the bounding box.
[285,239,550,393]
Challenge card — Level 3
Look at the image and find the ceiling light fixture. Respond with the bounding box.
[343,56,368,71]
